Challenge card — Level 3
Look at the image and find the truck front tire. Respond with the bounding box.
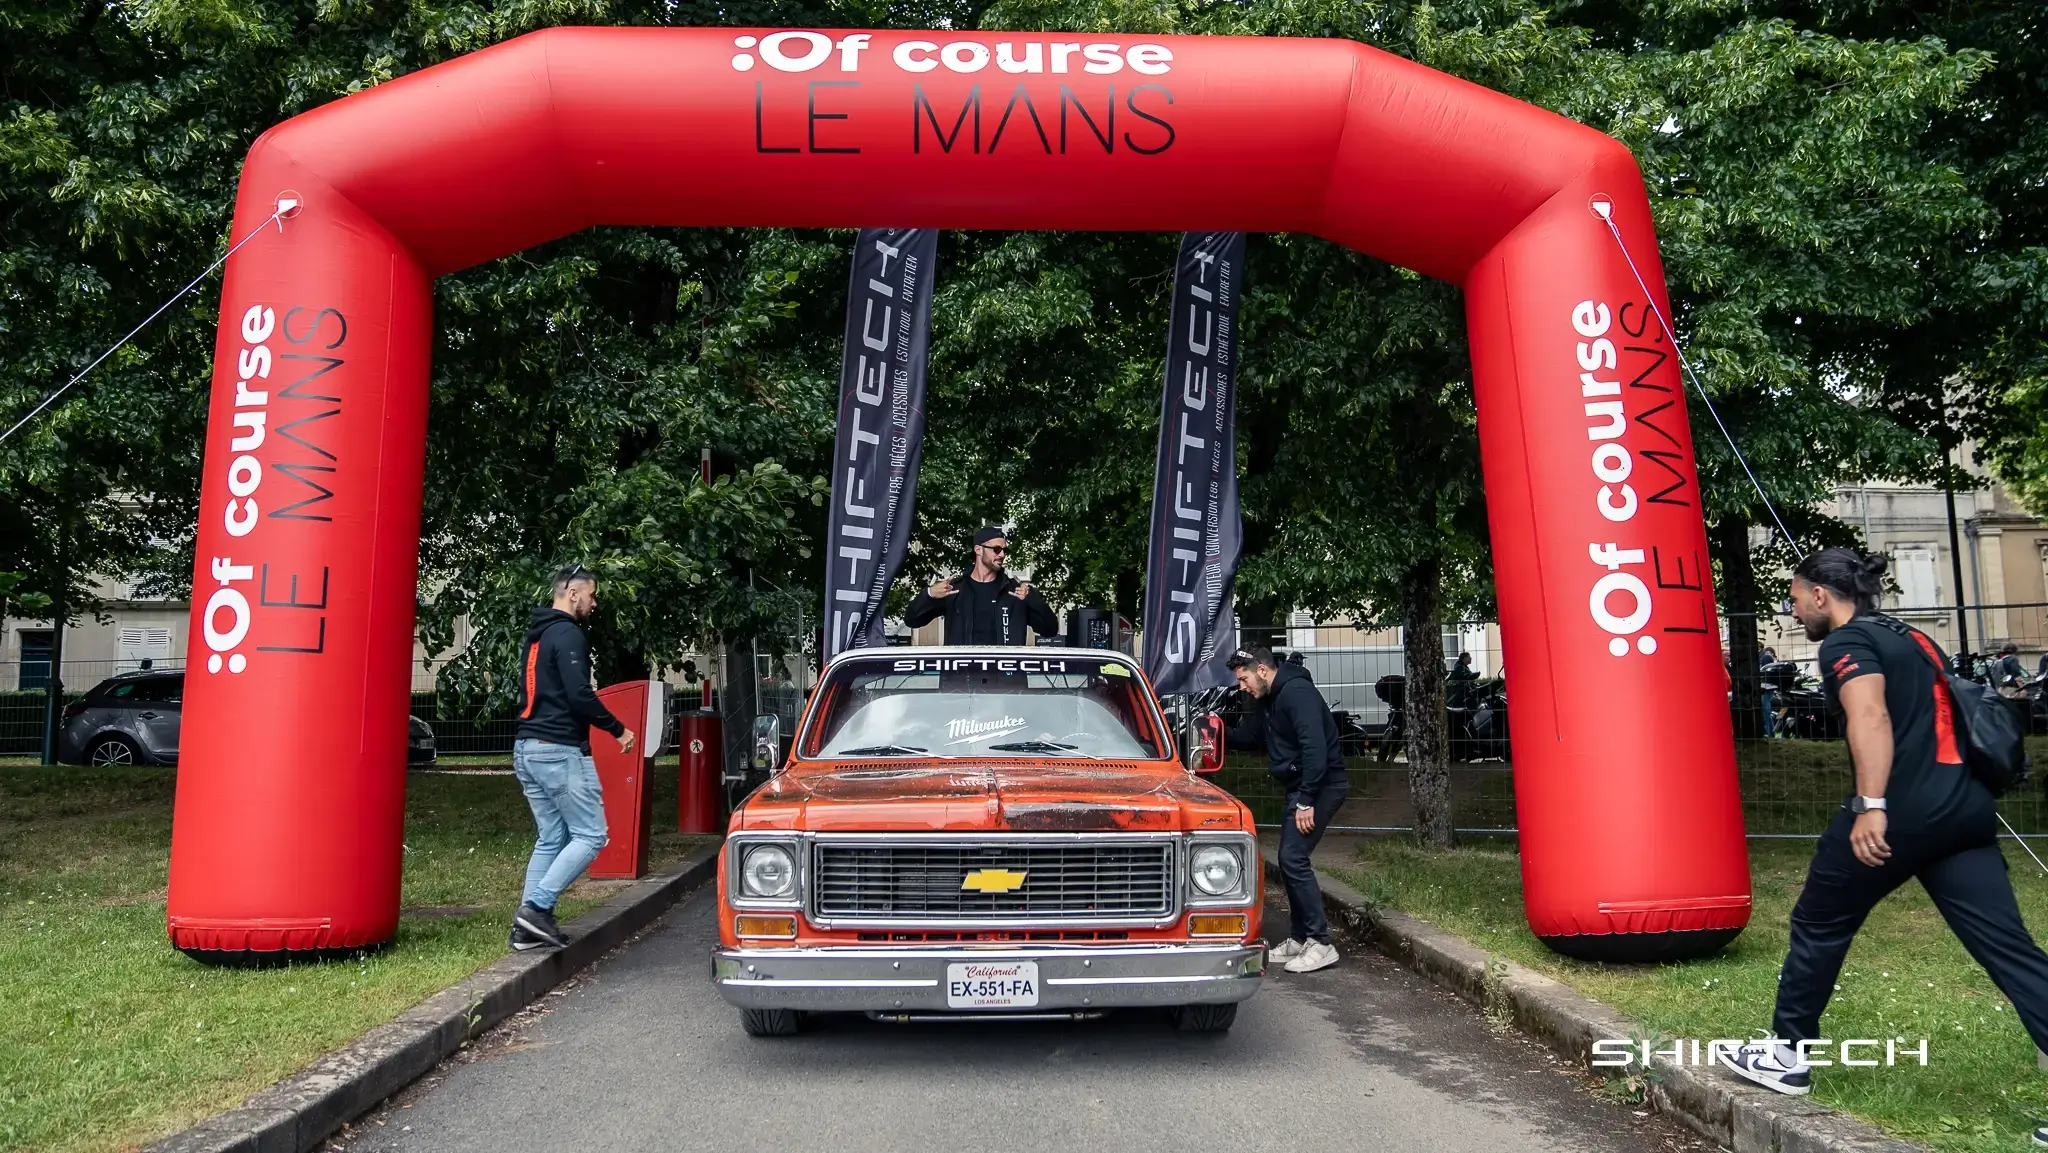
[1171,1003,1238,1033]
[740,1008,802,1037]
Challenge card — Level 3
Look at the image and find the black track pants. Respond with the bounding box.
[1278,787,1349,945]
[1773,806,2048,1054]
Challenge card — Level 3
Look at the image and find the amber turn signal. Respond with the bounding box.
[1189,914,1249,937]
[734,914,798,939]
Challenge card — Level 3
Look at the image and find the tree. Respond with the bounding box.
[416,226,845,706]
[1563,5,1994,730]
[2,0,981,708]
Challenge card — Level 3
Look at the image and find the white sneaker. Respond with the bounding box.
[1268,938,1307,962]
[1718,1038,1811,1096]
[1284,940,1339,973]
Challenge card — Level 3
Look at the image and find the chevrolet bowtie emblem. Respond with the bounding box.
[960,868,1028,893]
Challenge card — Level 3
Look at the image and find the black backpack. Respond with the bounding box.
[1870,616,2028,797]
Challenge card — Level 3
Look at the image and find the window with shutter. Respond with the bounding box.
[117,626,174,672]
[1892,547,1939,609]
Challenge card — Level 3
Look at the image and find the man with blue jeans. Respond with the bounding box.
[509,565,635,951]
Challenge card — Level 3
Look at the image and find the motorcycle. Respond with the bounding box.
[1762,660,1842,740]
[1448,676,1510,761]
[1330,707,1373,759]
[1372,674,1406,762]
[1368,673,1509,762]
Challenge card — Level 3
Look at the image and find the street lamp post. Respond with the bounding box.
[1943,447,1971,661]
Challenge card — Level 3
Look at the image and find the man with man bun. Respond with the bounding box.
[1721,548,2048,1114]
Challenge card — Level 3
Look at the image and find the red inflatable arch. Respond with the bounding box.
[170,27,1750,962]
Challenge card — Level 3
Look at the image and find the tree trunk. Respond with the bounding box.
[1710,514,1765,740]
[1235,597,1286,653]
[1114,569,1140,624]
[1402,554,1454,848]
[40,592,65,766]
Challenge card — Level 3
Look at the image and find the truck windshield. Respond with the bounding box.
[805,654,1169,760]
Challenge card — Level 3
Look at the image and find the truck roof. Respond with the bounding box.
[826,645,1141,667]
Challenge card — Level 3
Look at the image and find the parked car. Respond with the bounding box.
[57,671,437,766]
[406,713,438,765]
[713,646,1264,1036]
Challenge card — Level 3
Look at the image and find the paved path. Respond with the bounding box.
[333,886,1711,1153]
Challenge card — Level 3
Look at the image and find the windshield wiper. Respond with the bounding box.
[835,744,929,757]
[985,740,1081,754]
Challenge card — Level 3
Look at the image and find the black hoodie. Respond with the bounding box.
[513,607,626,753]
[903,571,1059,645]
[1225,662,1348,801]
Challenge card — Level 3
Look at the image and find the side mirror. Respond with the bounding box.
[1194,712,1225,775]
[751,714,782,775]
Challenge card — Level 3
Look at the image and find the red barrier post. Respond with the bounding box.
[677,710,723,834]
[588,680,657,880]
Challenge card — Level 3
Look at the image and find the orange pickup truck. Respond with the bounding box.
[712,647,1265,1036]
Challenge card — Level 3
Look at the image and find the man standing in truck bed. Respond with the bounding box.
[904,525,1058,645]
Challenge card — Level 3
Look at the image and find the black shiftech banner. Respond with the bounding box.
[1143,232,1245,697]
[824,228,938,658]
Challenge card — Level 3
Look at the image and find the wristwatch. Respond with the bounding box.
[1295,803,1314,813]
[1849,795,1887,814]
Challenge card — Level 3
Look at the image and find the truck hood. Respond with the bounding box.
[737,761,1246,834]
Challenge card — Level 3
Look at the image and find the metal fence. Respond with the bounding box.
[1214,609,2048,839]
[13,604,2048,840]
[0,657,714,760]
[2,618,818,778]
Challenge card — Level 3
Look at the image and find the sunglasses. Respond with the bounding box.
[979,544,1008,554]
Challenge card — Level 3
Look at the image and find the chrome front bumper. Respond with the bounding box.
[712,941,1266,1013]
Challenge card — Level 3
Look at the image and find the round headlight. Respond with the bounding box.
[742,844,796,899]
[1190,845,1242,896]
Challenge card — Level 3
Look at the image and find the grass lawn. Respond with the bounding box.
[1215,734,2048,837]
[0,764,711,1153]
[1328,836,2048,1152]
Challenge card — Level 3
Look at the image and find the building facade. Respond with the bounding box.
[1751,444,2048,674]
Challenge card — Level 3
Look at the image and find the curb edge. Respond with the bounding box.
[146,841,722,1153]
[1262,845,1926,1153]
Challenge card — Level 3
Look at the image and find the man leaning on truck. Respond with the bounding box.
[1225,645,1350,974]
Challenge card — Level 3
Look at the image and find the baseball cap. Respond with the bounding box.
[974,525,1009,546]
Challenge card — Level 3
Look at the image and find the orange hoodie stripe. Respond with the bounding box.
[519,641,541,719]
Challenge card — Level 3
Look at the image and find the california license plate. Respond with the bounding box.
[946,961,1040,1009]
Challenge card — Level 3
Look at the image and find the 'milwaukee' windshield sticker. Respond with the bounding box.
[945,716,1030,745]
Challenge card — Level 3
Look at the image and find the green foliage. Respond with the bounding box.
[5,0,2042,680]
[0,0,960,681]
[414,224,844,706]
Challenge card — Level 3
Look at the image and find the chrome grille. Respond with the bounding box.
[812,840,1176,922]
